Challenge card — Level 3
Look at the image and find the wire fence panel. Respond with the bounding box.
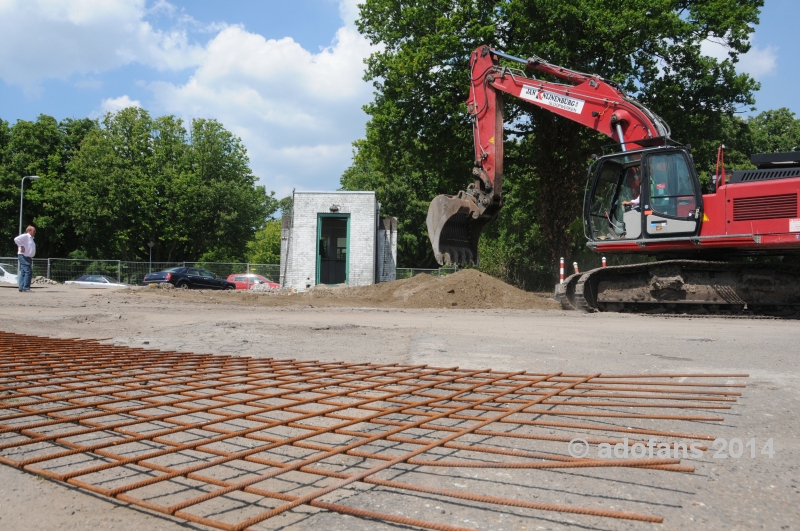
[119,261,184,285]
[182,262,248,280]
[246,264,281,283]
[0,257,282,285]
[0,257,48,279]
[0,258,18,276]
[48,259,120,284]
[182,263,281,284]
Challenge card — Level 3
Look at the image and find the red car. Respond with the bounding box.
[226,273,280,290]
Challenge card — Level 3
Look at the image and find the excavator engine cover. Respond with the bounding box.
[427,192,492,265]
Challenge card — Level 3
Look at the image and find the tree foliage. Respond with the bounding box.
[747,108,800,154]
[714,108,800,174]
[1,108,277,261]
[342,0,764,287]
[246,219,282,264]
[0,115,97,257]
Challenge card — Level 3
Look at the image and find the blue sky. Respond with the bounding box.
[0,0,796,197]
[743,0,798,117]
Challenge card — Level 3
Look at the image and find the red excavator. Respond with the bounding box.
[427,45,800,313]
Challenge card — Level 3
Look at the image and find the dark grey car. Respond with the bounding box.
[142,267,236,290]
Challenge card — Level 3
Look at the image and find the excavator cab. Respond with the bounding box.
[585,147,703,242]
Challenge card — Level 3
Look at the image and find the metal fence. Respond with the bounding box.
[0,258,49,279]
[0,256,456,286]
[0,258,281,286]
[395,267,459,280]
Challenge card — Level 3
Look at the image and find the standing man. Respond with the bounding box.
[14,225,36,292]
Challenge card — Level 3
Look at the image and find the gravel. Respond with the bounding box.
[31,276,58,285]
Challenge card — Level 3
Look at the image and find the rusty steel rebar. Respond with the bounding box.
[0,331,747,530]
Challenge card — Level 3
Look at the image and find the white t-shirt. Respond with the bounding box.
[14,233,36,258]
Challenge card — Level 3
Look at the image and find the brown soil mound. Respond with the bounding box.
[123,269,559,310]
[300,269,558,310]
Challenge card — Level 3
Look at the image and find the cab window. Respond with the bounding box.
[588,159,625,239]
[587,155,642,240]
[647,153,697,218]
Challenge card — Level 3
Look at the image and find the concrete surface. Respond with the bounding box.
[0,285,797,530]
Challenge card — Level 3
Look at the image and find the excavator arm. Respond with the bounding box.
[427,45,670,265]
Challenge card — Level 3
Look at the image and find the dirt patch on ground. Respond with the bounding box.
[125,269,559,310]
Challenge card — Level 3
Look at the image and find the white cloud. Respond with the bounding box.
[148,8,376,196]
[0,0,204,89]
[0,0,375,197]
[338,0,361,28]
[701,38,777,79]
[736,44,778,79]
[100,95,141,114]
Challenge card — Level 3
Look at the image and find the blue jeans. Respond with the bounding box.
[18,255,32,291]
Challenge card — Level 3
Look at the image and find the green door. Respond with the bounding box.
[317,214,349,285]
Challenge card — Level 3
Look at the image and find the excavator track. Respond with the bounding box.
[555,260,800,316]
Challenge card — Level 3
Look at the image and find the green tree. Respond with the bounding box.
[0,118,16,253]
[35,117,99,256]
[748,108,800,154]
[713,108,800,180]
[0,115,97,256]
[183,118,278,261]
[246,219,282,264]
[343,0,763,286]
[63,108,275,261]
[277,195,293,217]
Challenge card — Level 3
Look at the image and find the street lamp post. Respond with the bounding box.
[147,242,155,273]
[19,176,41,235]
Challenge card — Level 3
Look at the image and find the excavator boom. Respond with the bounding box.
[428,45,669,265]
[428,45,800,315]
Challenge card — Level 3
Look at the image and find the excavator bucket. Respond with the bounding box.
[427,192,490,265]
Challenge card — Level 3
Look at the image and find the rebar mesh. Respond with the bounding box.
[0,332,747,530]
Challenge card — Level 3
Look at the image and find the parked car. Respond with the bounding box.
[0,263,18,285]
[143,267,236,290]
[226,273,280,290]
[65,275,129,287]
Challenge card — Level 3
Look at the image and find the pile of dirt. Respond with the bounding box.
[32,276,58,285]
[122,270,559,310]
[301,269,558,310]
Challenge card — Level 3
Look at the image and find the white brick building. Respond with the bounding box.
[279,192,397,291]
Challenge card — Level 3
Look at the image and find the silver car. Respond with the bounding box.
[0,263,18,285]
[65,275,129,288]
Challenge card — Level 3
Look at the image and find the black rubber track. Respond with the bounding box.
[556,260,800,316]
